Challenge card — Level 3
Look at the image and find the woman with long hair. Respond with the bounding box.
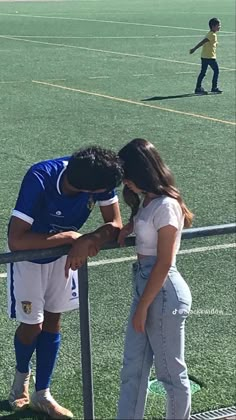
[117,138,193,420]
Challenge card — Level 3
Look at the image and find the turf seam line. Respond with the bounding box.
[1,35,235,71]
[32,80,236,126]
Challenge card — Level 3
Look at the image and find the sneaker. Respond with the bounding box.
[211,87,223,93]
[195,87,208,95]
[30,389,73,419]
[8,369,31,410]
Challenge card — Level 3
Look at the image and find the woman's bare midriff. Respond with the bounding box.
[137,253,155,260]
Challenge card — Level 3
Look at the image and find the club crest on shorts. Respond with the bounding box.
[21,301,32,314]
[87,196,95,211]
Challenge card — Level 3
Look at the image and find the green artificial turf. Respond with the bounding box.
[0,0,235,418]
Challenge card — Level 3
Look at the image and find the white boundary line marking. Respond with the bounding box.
[155,34,235,37]
[0,243,235,277]
[0,78,66,84]
[1,35,235,71]
[0,13,234,34]
[89,76,110,79]
[133,73,154,77]
[176,71,195,74]
[32,80,236,126]
[89,243,236,266]
[1,35,156,39]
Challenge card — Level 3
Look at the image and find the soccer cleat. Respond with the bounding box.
[30,389,73,419]
[8,369,31,410]
[194,87,208,95]
[211,87,223,93]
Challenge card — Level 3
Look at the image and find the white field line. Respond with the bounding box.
[176,69,236,75]
[176,71,195,74]
[89,76,110,79]
[156,34,235,38]
[0,78,66,84]
[0,34,234,39]
[32,80,236,126]
[0,13,234,34]
[0,243,235,277]
[1,35,235,71]
[1,35,156,39]
[220,69,236,72]
[89,243,236,266]
[133,73,154,77]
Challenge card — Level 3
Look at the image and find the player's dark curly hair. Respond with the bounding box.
[118,138,193,227]
[209,18,220,30]
[66,146,124,191]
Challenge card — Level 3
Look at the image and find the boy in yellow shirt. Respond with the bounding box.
[190,18,222,94]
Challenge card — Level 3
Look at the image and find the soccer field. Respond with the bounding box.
[0,0,235,418]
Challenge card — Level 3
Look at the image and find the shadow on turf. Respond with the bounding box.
[0,400,50,419]
[141,93,212,101]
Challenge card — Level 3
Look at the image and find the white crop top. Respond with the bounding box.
[133,195,184,261]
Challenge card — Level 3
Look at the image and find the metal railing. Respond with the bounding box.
[0,223,235,419]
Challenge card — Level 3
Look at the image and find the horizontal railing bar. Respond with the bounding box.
[0,223,235,265]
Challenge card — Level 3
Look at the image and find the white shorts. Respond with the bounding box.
[7,256,79,324]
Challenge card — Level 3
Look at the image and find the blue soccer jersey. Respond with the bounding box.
[10,157,118,263]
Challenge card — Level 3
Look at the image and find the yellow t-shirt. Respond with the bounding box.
[201,31,218,59]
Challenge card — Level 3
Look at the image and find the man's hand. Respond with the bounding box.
[189,48,195,54]
[65,234,100,277]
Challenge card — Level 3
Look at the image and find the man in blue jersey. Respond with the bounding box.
[7,146,123,419]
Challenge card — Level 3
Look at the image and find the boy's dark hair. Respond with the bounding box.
[66,146,124,191]
[209,18,220,29]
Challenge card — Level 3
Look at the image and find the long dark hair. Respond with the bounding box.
[119,138,193,227]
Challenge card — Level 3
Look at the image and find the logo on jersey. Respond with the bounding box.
[21,301,32,314]
[87,196,95,211]
[50,210,64,218]
[49,224,78,233]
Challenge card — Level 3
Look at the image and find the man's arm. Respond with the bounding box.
[190,37,209,54]
[90,201,123,246]
[8,217,81,251]
[64,201,122,276]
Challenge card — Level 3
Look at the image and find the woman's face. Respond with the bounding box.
[123,179,142,194]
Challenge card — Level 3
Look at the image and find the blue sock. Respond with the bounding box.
[35,331,61,391]
[14,333,37,373]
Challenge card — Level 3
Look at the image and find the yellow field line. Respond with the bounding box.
[32,80,236,126]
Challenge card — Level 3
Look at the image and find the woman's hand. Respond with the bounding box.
[65,234,100,277]
[132,302,148,333]
[117,221,134,247]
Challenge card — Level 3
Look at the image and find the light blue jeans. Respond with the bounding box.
[117,256,192,420]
